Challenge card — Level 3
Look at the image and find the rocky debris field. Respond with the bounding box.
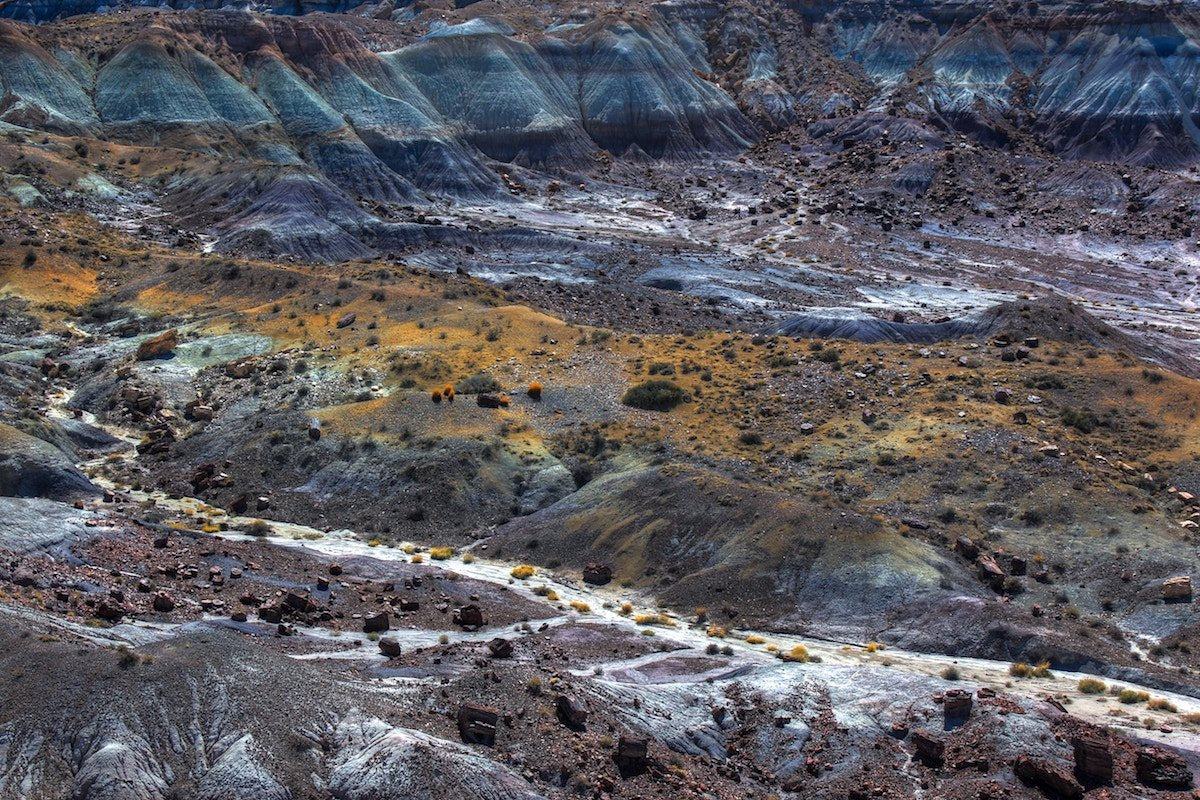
[3,0,1200,795]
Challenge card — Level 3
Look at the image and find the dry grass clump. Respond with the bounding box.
[779,645,809,663]
[429,546,455,560]
[511,564,536,579]
[1148,698,1178,712]
[569,600,591,613]
[1078,677,1107,694]
[527,381,542,400]
[633,613,675,627]
[1010,661,1053,679]
[1118,688,1150,704]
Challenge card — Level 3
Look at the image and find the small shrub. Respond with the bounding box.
[456,374,502,394]
[431,388,442,403]
[527,381,542,400]
[706,625,727,638]
[429,546,455,560]
[738,430,764,446]
[941,665,961,681]
[1078,677,1107,694]
[780,645,809,663]
[633,613,674,627]
[526,676,542,695]
[621,380,689,411]
[461,552,476,564]
[1062,406,1098,434]
[1009,661,1051,678]
[1119,689,1150,704]
[620,602,633,615]
[745,635,766,644]
[511,564,536,579]
[812,348,841,364]
[1148,698,1177,713]
[569,600,591,613]
[648,361,675,375]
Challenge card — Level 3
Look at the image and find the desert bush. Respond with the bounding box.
[569,601,591,613]
[745,635,766,644]
[621,380,689,411]
[738,431,763,446]
[941,666,961,681]
[812,348,840,364]
[527,381,543,400]
[779,645,809,663]
[456,374,502,394]
[429,546,454,560]
[511,564,536,580]
[431,388,442,403]
[1148,698,1178,712]
[633,613,674,627]
[648,361,675,375]
[1078,677,1107,694]
[1061,406,1098,433]
[1010,661,1053,679]
[1118,689,1150,704]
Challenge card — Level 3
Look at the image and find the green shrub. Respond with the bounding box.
[812,348,841,364]
[647,361,675,375]
[455,374,501,394]
[1118,688,1150,704]
[621,380,689,411]
[1061,407,1098,434]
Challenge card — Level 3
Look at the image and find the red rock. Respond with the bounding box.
[135,329,177,361]
[1014,755,1083,800]
[1135,746,1193,789]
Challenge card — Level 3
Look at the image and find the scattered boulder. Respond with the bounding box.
[363,611,390,633]
[556,695,588,729]
[1162,576,1192,601]
[1014,755,1083,800]
[1072,734,1112,788]
[378,637,402,657]
[615,736,649,777]
[910,729,944,766]
[453,604,485,629]
[336,312,356,329]
[1135,746,1193,789]
[457,704,499,746]
[943,689,973,730]
[487,637,513,658]
[135,329,177,361]
[582,563,613,585]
